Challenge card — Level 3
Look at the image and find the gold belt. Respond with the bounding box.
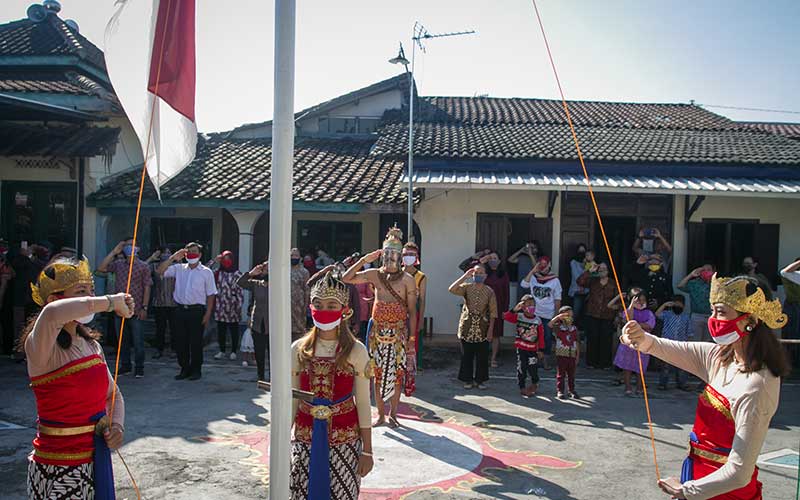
[689,442,728,465]
[300,398,355,420]
[38,416,109,437]
[38,423,96,436]
[33,449,93,461]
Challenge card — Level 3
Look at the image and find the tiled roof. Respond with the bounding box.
[0,69,105,95]
[0,122,119,157]
[89,136,409,205]
[0,14,106,71]
[739,122,800,140]
[410,96,734,130]
[373,121,800,165]
[373,97,800,166]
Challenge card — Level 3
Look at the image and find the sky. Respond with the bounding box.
[4,0,800,132]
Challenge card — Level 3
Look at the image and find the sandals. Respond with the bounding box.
[387,415,400,429]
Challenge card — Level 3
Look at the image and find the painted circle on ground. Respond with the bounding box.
[361,417,484,489]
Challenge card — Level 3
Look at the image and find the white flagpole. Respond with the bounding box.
[268,0,295,498]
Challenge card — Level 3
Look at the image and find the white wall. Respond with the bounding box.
[415,188,550,335]
[324,89,403,118]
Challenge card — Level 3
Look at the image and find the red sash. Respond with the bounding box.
[30,354,109,466]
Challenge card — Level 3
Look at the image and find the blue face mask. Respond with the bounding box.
[473,275,486,283]
[123,245,135,257]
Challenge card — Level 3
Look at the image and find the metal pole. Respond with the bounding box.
[407,40,415,242]
[269,0,295,498]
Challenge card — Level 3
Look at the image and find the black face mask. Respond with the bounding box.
[290,257,301,266]
[576,251,586,261]
[672,306,684,315]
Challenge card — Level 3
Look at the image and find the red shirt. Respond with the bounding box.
[503,311,545,352]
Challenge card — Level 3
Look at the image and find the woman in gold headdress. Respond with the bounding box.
[621,275,790,500]
[18,256,134,500]
[290,271,374,500]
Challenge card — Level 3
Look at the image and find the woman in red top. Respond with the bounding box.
[290,272,374,500]
[20,256,134,500]
[622,275,790,499]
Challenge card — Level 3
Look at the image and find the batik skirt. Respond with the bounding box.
[28,458,94,500]
[367,302,408,402]
[289,440,362,500]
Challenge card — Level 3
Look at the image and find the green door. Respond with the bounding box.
[1,181,77,251]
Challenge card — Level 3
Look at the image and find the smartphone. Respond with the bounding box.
[642,239,654,253]
[21,241,28,250]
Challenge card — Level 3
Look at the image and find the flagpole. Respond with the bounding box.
[269,0,296,498]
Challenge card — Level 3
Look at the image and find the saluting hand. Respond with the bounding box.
[364,250,382,264]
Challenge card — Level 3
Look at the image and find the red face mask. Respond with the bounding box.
[707,313,750,345]
[699,270,714,282]
[186,252,200,261]
[221,257,234,269]
[310,306,345,330]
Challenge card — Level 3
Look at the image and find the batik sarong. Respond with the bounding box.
[367,301,408,402]
[290,440,362,500]
[28,459,94,500]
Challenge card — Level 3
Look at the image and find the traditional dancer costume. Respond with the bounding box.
[638,275,787,499]
[290,272,372,500]
[25,258,124,500]
[367,227,411,402]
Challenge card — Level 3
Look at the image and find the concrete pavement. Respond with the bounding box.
[0,345,797,499]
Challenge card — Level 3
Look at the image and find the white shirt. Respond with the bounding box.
[163,263,218,306]
[521,276,563,319]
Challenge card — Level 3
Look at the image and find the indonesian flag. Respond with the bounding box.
[104,0,197,197]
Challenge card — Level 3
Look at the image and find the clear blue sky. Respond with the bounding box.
[4,0,800,132]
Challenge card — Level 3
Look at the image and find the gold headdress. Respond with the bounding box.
[709,274,787,329]
[310,271,350,306]
[382,224,404,252]
[31,257,94,306]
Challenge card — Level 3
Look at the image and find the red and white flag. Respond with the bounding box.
[105,0,197,197]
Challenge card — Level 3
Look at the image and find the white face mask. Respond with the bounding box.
[402,255,417,266]
[187,257,200,265]
[76,313,95,325]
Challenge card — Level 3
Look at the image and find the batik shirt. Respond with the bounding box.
[554,323,579,358]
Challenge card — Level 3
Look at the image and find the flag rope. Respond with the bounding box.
[107,1,177,497]
[530,0,661,482]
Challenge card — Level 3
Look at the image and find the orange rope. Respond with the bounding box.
[106,1,177,497]
[530,0,661,481]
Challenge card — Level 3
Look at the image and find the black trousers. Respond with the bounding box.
[217,321,240,353]
[252,330,269,381]
[153,306,177,352]
[458,340,490,384]
[585,316,613,368]
[175,306,205,376]
[516,348,540,388]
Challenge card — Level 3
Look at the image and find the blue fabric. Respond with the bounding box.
[307,393,353,500]
[681,455,694,483]
[91,411,115,500]
[116,317,145,370]
[661,311,693,341]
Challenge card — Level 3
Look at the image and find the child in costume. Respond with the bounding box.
[549,306,580,399]
[503,294,544,397]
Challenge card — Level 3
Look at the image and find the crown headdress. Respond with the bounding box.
[709,274,787,329]
[382,224,404,252]
[31,257,94,306]
[310,271,350,306]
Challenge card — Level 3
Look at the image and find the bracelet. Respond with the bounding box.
[361,451,373,457]
[105,295,114,312]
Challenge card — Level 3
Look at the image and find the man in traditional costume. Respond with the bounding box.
[622,274,789,500]
[290,272,374,500]
[402,241,426,395]
[342,226,417,428]
[20,256,135,499]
